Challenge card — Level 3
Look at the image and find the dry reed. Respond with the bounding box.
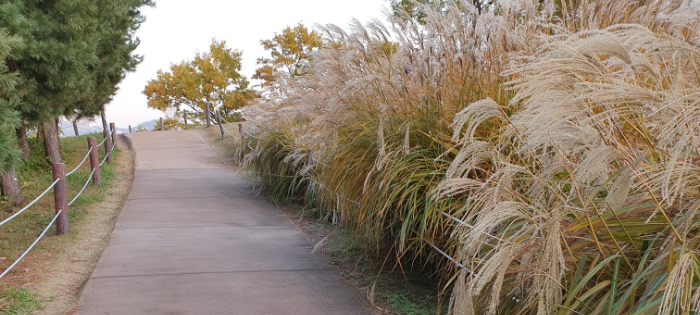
[240,0,700,313]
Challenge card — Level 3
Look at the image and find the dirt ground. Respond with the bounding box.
[19,137,134,315]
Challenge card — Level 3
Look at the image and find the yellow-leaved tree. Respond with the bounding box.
[253,23,322,87]
[143,39,256,118]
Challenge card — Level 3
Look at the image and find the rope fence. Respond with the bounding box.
[0,122,120,281]
[194,109,259,151]
[97,137,108,147]
[0,178,60,227]
[0,210,62,279]
[146,108,248,133]
[427,242,469,271]
[218,116,240,138]
[143,108,216,132]
[100,151,110,167]
[218,115,234,126]
[221,124,238,138]
[243,130,260,140]
[66,147,93,177]
[442,211,472,228]
[68,169,96,206]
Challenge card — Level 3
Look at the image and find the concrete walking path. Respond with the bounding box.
[76,130,372,315]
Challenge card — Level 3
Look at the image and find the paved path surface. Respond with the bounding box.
[77,130,372,315]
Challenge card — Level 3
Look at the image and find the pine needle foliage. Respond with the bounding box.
[239,0,700,313]
[0,0,152,121]
[0,29,22,173]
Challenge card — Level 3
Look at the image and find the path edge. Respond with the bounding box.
[68,135,137,313]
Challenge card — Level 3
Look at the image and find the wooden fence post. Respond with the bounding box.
[101,110,109,144]
[104,125,113,163]
[237,123,244,160]
[205,103,211,127]
[87,137,101,185]
[216,111,224,138]
[110,123,117,147]
[52,163,69,235]
[184,110,189,130]
[73,119,79,136]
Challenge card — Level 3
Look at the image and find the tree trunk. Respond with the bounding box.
[101,110,110,141]
[73,119,80,136]
[36,124,43,148]
[1,169,24,204]
[42,120,62,163]
[55,118,62,153]
[205,103,211,127]
[16,127,30,160]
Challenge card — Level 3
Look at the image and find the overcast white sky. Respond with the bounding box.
[105,0,388,128]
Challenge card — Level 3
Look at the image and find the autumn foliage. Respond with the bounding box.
[143,39,255,116]
[253,23,322,87]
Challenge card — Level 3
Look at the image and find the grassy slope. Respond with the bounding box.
[0,133,118,314]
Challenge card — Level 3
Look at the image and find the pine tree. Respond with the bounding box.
[0,0,149,202]
[0,28,24,202]
[72,0,152,118]
[0,0,151,164]
[0,0,98,163]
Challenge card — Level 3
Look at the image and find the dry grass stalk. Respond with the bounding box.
[238,0,700,313]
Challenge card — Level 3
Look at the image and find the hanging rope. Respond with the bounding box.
[66,147,93,177]
[0,210,62,280]
[0,179,60,227]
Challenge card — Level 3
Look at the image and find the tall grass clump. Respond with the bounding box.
[239,0,700,313]
[242,122,312,203]
[242,0,524,261]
